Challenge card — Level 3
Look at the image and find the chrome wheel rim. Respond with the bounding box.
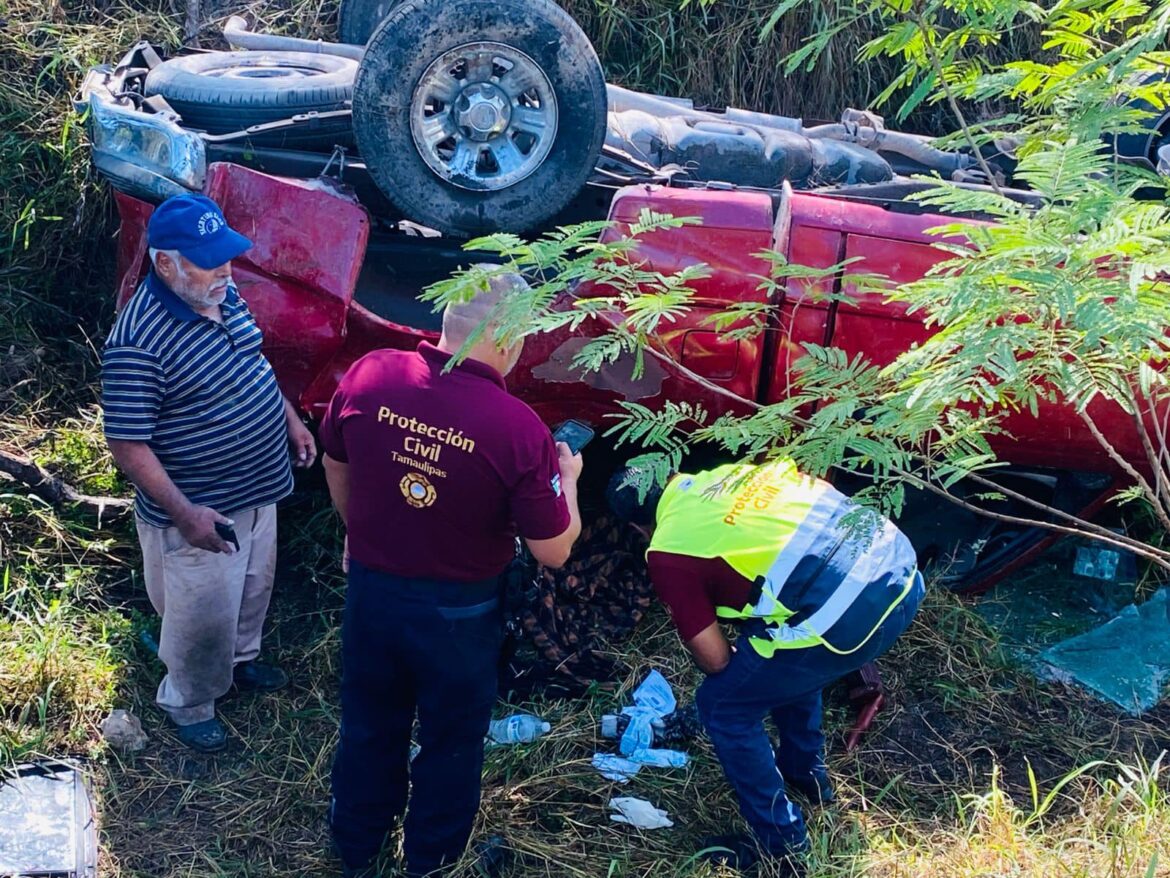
[409,41,558,191]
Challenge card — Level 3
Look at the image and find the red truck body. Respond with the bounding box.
[112,162,1136,589]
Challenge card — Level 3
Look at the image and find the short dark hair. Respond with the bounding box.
[606,467,665,526]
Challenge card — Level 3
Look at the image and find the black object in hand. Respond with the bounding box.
[552,419,594,455]
[215,521,240,551]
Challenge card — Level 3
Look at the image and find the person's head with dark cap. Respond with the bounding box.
[606,466,670,537]
[147,193,252,314]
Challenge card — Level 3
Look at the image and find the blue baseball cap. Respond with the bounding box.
[147,193,252,269]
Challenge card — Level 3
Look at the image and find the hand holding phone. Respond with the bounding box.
[552,419,594,455]
[214,521,240,552]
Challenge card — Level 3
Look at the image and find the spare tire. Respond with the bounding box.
[339,0,406,45]
[352,0,607,237]
[144,51,357,149]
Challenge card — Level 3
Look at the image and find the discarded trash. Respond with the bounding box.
[593,671,690,776]
[608,796,674,829]
[1072,535,1137,583]
[617,671,689,766]
[619,671,677,756]
[487,714,551,745]
[600,702,701,747]
[100,709,148,753]
[593,754,642,783]
[620,707,658,755]
[626,748,687,769]
[1039,588,1170,714]
[629,669,677,715]
[0,761,98,877]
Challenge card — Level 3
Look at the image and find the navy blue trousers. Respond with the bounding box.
[330,559,503,876]
[695,573,924,855]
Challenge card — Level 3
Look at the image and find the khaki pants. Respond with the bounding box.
[136,505,278,726]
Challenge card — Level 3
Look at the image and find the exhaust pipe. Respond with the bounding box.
[223,16,365,61]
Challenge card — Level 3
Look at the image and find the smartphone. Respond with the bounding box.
[215,521,240,551]
[553,419,595,455]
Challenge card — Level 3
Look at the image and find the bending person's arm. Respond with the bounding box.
[685,623,733,675]
[646,552,732,675]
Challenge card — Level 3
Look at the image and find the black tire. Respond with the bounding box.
[1106,72,1170,164]
[339,0,407,45]
[144,51,357,149]
[353,0,608,237]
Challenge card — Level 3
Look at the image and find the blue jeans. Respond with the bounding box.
[330,560,503,876]
[695,576,923,855]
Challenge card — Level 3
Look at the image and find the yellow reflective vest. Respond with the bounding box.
[648,460,920,657]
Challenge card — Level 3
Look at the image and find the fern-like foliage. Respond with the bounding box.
[418,0,1170,564]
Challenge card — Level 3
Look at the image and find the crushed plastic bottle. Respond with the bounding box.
[487,714,551,745]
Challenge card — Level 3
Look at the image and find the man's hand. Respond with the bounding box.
[342,534,350,574]
[556,441,584,482]
[175,504,235,553]
[287,417,317,468]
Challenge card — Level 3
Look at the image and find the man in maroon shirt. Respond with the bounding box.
[319,273,582,878]
[608,461,922,873]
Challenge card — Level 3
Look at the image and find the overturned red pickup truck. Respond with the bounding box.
[107,160,1142,593]
[84,0,1170,593]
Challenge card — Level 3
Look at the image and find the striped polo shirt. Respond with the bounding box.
[101,271,293,528]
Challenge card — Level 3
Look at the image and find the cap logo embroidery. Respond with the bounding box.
[197,211,223,237]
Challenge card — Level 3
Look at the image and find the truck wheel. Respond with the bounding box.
[352,0,607,237]
[339,0,406,44]
[143,51,357,149]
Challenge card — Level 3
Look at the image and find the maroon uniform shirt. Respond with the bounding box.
[319,342,571,582]
[646,551,753,641]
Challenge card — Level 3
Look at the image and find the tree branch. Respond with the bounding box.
[184,0,201,47]
[1149,394,1170,499]
[1132,390,1170,508]
[0,448,131,522]
[631,337,1170,562]
[910,10,1006,197]
[899,467,1170,570]
[1079,406,1170,533]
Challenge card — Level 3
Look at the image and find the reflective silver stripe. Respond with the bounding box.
[799,518,901,636]
[816,568,920,656]
[759,480,833,601]
[764,619,819,644]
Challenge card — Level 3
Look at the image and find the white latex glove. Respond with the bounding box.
[608,796,674,829]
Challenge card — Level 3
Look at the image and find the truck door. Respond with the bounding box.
[203,162,369,409]
[829,232,941,368]
[600,186,775,405]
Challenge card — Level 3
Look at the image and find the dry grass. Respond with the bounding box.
[65,492,1170,877]
[2,3,1166,878]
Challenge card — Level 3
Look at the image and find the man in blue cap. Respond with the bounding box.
[102,193,317,752]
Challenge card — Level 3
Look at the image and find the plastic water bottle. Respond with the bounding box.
[487,714,551,745]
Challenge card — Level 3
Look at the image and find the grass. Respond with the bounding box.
[4,474,1170,877]
[2,1,1166,876]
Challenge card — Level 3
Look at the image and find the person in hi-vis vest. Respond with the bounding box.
[607,458,924,871]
